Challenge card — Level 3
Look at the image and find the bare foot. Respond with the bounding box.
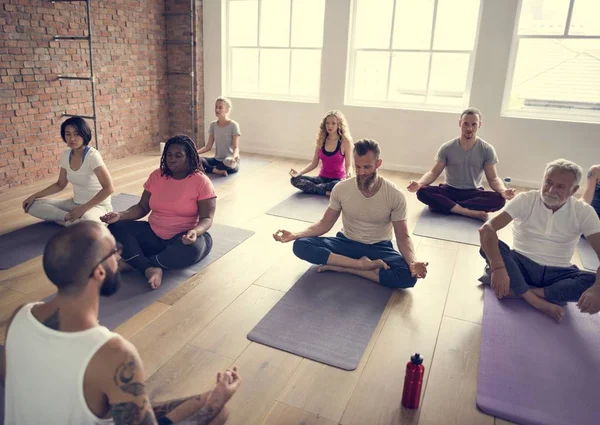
[356,256,389,270]
[144,267,163,290]
[537,301,565,323]
[451,205,489,221]
[212,169,228,177]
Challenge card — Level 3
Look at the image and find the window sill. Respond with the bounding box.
[344,98,466,115]
[226,92,319,104]
[501,108,600,125]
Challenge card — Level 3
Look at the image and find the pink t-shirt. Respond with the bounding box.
[143,169,216,239]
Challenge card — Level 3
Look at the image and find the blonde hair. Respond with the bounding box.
[215,96,232,112]
[315,110,352,147]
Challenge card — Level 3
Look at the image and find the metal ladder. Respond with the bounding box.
[51,0,99,149]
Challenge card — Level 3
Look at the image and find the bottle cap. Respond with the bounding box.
[411,353,424,365]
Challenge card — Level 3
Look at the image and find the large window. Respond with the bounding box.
[224,0,326,102]
[504,0,600,122]
[346,0,482,111]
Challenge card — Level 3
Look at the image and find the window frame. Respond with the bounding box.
[344,0,483,113]
[223,0,325,103]
[501,0,600,124]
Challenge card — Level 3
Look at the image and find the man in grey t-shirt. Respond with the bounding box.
[407,108,515,221]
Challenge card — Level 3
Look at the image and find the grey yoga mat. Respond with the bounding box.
[247,265,394,370]
[578,237,599,271]
[477,286,600,425]
[205,156,271,186]
[266,192,331,223]
[43,222,254,330]
[0,193,141,270]
[412,206,482,246]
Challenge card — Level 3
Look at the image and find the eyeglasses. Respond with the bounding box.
[89,242,123,277]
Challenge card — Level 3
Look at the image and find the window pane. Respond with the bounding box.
[518,0,570,36]
[229,1,258,46]
[388,52,430,102]
[291,0,325,48]
[509,38,600,108]
[290,49,321,98]
[231,48,259,93]
[259,0,291,47]
[353,0,394,49]
[352,51,390,101]
[259,49,291,94]
[428,53,470,99]
[570,0,600,36]
[433,0,481,50]
[392,0,434,50]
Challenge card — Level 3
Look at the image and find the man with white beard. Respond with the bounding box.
[273,139,428,289]
[479,159,600,322]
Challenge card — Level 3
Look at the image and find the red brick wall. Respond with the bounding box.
[0,0,205,190]
[165,0,204,148]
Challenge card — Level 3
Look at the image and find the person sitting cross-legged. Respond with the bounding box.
[479,159,600,322]
[274,138,428,288]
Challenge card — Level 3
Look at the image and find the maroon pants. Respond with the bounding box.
[416,184,505,214]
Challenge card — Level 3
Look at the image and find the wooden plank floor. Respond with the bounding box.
[0,150,562,424]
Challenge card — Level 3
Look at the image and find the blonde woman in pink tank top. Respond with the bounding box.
[289,110,353,197]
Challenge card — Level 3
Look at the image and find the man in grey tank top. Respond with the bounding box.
[407,108,515,221]
[1,221,241,425]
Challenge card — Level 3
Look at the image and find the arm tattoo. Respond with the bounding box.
[191,405,220,425]
[112,400,157,425]
[588,168,596,179]
[114,355,146,396]
[42,309,60,330]
[152,398,187,419]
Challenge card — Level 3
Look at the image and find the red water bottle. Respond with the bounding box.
[401,353,425,409]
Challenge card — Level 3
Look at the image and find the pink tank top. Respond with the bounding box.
[318,139,346,180]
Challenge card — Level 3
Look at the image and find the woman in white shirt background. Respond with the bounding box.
[22,116,114,225]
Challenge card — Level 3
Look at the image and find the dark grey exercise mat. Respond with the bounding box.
[578,237,599,271]
[0,193,142,270]
[206,156,271,186]
[44,223,254,330]
[266,192,331,223]
[247,265,394,370]
[412,206,482,246]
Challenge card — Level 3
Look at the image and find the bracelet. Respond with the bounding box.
[491,266,506,273]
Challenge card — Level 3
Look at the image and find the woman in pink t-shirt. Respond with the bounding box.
[101,135,216,290]
[289,110,353,197]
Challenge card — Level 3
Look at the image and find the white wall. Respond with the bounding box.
[203,0,599,188]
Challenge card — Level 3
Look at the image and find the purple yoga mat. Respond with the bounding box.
[477,286,600,425]
[0,193,141,270]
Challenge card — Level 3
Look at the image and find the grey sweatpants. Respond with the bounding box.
[27,198,111,226]
[479,240,596,304]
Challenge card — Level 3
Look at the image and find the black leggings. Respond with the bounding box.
[290,175,340,196]
[108,221,212,273]
[200,157,239,174]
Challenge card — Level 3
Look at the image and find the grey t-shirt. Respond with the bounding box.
[209,120,241,160]
[435,137,498,189]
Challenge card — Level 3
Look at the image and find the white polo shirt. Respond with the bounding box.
[504,190,600,267]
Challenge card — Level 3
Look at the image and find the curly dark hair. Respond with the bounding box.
[160,134,203,177]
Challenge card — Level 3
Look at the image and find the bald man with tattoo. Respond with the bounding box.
[0,221,241,425]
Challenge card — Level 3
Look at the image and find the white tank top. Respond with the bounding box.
[4,303,116,425]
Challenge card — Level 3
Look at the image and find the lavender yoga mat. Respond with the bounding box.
[578,237,599,271]
[44,223,254,330]
[0,193,141,270]
[247,265,394,370]
[477,286,600,425]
